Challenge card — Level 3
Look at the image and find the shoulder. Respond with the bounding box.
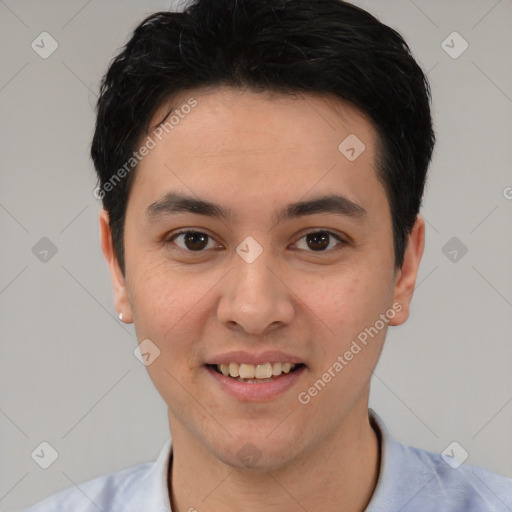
[401,443,512,511]
[21,461,153,512]
[21,438,172,512]
[368,411,512,512]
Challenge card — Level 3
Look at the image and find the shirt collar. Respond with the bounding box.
[139,438,173,511]
[366,408,438,512]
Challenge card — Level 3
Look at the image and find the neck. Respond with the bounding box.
[168,407,381,512]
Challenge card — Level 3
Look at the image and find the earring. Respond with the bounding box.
[119,313,123,321]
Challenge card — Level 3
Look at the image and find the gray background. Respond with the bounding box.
[1,0,511,510]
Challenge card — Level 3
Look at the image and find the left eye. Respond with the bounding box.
[167,230,345,253]
[294,231,344,252]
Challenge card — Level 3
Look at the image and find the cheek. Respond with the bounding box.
[297,275,391,406]
[296,269,392,345]
[126,261,221,356]
[127,265,211,407]
[128,269,180,338]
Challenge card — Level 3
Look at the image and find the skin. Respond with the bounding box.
[100,86,424,512]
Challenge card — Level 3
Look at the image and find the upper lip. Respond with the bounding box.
[206,350,305,366]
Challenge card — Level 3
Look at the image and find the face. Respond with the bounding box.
[101,86,424,471]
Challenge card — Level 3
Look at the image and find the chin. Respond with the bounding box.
[220,444,301,473]
[210,426,305,472]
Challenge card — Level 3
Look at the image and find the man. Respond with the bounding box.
[23,0,512,510]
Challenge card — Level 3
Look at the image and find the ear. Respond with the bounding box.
[389,215,425,326]
[99,209,133,323]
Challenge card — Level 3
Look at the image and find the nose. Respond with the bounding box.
[216,247,295,336]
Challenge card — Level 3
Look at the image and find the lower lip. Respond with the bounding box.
[205,365,306,401]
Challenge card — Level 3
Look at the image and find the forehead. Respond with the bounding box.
[151,86,377,160]
[129,86,384,216]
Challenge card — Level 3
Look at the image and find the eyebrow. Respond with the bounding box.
[146,192,367,223]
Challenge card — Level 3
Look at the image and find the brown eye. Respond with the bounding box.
[295,231,344,252]
[169,231,215,251]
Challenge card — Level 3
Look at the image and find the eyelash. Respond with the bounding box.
[165,229,347,254]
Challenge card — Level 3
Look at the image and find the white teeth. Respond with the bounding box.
[216,362,298,379]
[282,363,292,374]
[255,363,273,379]
[228,362,239,377]
[272,362,282,376]
[239,363,255,379]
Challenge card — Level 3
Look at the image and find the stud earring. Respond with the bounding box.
[119,313,123,321]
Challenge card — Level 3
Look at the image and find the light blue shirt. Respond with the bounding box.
[21,410,512,511]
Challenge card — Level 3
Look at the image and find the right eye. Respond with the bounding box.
[166,230,222,252]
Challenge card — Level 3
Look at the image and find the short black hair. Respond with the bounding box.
[91,0,435,274]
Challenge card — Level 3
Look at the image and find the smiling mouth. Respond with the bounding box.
[206,362,305,383]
